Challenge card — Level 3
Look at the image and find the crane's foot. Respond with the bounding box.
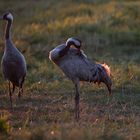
[75,102,80,121]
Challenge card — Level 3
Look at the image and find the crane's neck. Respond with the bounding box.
[59,43,71,57]
[5,19,12,40]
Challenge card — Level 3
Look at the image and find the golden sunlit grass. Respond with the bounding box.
[0,0,140,140]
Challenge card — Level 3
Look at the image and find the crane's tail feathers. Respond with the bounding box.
[100,63,112,95]
[93,63,112,95]
[101,63,111,77]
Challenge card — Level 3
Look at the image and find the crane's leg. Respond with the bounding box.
[18,88,21,99]
[12,83,15,93]
[8,81,13,109]
[74,81,80,120]
[18,76,25,99]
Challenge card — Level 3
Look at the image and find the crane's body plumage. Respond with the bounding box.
[1,12,27,108]
[49,38,112,120]
[50,43,111,86]
[54,49,96,82]
[2,39,26,86]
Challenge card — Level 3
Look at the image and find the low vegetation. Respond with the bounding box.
[0,0,140,139]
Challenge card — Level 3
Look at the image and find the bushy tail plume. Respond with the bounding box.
[101,63,111,77]
[95,63,112,95]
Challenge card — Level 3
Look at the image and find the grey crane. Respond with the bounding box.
[0,12,27,109]
[49,37,112,120]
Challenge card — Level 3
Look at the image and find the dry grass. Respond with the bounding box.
[0,0,140,139]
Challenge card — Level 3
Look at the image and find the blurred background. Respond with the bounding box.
[0,0,140,139]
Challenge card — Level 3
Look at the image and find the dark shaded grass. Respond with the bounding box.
[0,0,140,139]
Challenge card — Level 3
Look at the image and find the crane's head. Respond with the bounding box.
[0,12,13,21]
[66,37,81,49]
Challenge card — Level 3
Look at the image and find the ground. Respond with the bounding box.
[0,0,140,140]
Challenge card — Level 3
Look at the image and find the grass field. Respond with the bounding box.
[0,0,140,139]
